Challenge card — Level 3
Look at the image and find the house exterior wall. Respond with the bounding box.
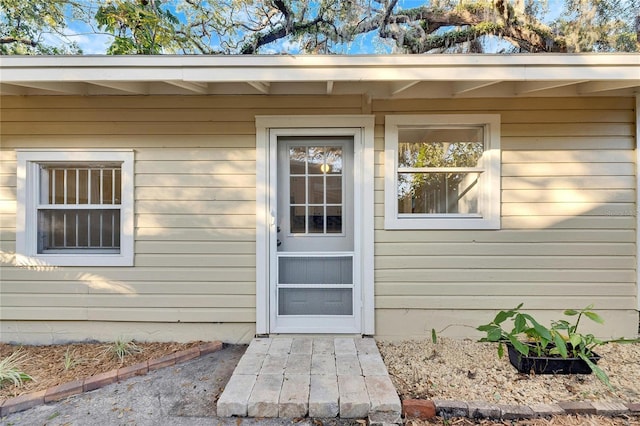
[0,95,637,343]
[372,97,638,339]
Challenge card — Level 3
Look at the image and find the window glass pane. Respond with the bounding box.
[326,206,342,233]
[398,172,480,214]
[38,209,120,252]
[290,206,306,233]
[308,206,324,233]
[114,169,121,204]
[53,169,65,204]
[90,170,101,204]
[398,127,484,168]
[308,176,324,204]
[78,169,89,204]
[67,169,77,204]
[77,212,89,246]
[89,210,102,247]
[103,169,113,205]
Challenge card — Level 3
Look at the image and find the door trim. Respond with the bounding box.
[256,115,375,335]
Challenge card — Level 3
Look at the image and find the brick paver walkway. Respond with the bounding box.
[217,337,401,421]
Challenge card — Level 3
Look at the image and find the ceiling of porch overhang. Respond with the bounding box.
[0,54,638,99]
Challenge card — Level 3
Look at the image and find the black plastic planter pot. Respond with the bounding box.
[507,343,600,375]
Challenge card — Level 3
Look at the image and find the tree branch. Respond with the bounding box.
[1,37,37,47]
[240,15,324,54]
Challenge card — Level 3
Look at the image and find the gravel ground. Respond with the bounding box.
[377,338,640,405]
[408,415,640,425]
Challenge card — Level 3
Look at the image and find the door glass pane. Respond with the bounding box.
[290,177,306,204]
[307,146,325,174]
[290,147,306,174]
[326,176,342,204]
[290,206,306,233]
[326,206,342,233]
[279,288,353,315]
[326,146,343,174]
[308,206,324,233]
[308,177,324,204]
[287,144,344,235]
[279,256,353,284]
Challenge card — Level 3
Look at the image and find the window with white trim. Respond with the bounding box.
[17,150,134,266]
[384,115,500,230]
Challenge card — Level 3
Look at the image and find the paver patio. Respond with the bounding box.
[217,337,401,420]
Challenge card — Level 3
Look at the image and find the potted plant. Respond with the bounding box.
[477,304,638,387]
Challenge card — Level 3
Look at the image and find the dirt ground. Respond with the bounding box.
[0,341,201,401]
[2,341,639,425]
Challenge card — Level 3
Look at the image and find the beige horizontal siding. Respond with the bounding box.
[373,96,637,328]
[0,94,637,340]
[0,94,365,327]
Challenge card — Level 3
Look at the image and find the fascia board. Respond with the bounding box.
[0,54,638,84]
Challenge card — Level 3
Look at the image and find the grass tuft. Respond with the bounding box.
[101,337,142,363]
[0,349,33,388]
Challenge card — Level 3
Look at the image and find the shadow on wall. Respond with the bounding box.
[0,251,136,294]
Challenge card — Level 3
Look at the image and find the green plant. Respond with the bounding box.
[0,349,33,388]
[477,304,639,387]
[63,347,84,371]
[101,337,142,363]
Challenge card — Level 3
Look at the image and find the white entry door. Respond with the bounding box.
[270,135,359,333]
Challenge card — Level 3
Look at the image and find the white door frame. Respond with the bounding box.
[256,115,375,335]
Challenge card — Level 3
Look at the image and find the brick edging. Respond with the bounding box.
[0,341,224,417]
[402,398,640,421]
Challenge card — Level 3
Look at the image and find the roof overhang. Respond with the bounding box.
[0,54,638,98]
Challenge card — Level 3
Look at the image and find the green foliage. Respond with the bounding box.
[0,349,33,388]
[101,336,142,363]
[0,0,81,54]
[477,304,640,388]
[455,1,494,15]
[95,0,180,54]
[63,347,84,371]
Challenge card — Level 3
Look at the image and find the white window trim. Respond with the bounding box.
[255,115,375,335]
[16,149,134,267]
[384,114,501,230]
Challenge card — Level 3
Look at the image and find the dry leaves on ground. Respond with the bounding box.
[409,414,640,425]
[0,341,202,402]
[378,338,640,405]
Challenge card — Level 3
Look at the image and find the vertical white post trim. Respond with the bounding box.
[636,94,640,311]
[255,121,269,335]
[361,117,376,335]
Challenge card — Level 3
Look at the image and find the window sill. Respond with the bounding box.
[384,217,500,230]
[16,253,133,267]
